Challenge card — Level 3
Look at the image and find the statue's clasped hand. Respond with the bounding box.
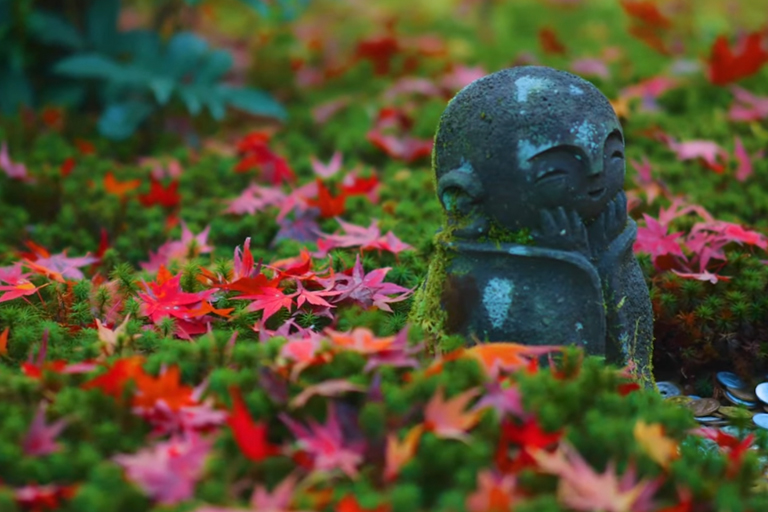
[531,206,591,257]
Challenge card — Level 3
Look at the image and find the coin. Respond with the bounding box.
[695,416,728,426]
[718,406,754,420]
[756,383,768,404]
[724,390,757,408]
[728,386,758,402]
[717,371,746,389]
[666,395,693,406]
[656,381,681,398]
[687,398,720,417]
[754,413,768,429]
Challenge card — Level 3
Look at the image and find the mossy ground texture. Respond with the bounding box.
[5,0,768,510]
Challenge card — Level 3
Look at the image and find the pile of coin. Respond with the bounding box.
[656,372,768,429]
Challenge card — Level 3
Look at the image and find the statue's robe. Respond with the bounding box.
[426,218,653,386]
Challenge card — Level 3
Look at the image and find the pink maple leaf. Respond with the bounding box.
[313,218,413,257]
[424,387,482,442]
[681,230,729,271]
[629,156,669,205]
[0,265,45,303]
[225,183,286,216]
[384,77,443,101]
[310,151,343,179]
[279,403,365,478]
[141,222,213,272]
[139,381,228,437]
[570,58,610,79]
[671,269,730,284]
[728,85,768,122]
[293,279,343,309]
[195,473,304,512]
[634,214,686,268]
[619,76,679,112]
[733,136,764,182]
[472,380,527,419]
[530,442,661,512]
[23,403,68,456]
[440,64,487,92]
[320,254,413,312]
[312,97,352,125]
[664,137,728,172]
[113,432,212,505]
[23,249,98,282]
[1,141,32,181]
[657,197,715,226]
[276,181,319,223]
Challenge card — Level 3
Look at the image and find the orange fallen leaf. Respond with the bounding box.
[0,327,8,356]
[384,424,424,481]
[132,365,195,411]
[104,172,141,198]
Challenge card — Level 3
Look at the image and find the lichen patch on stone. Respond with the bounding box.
[514,76,552,103]
[483,277,513,329]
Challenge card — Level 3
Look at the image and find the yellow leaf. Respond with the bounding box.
[633,420,679,468]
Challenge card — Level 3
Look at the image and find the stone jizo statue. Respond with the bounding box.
[409,66,654,387]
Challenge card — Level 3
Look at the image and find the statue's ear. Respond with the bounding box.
[437,162,484,217]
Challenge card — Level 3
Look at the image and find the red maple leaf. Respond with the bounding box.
[307,179,347,218]
[337,494,391,512]
[366,108,433,163]
[235,131,295,185]
[620,0,672,29]
[355,32,400,75]
[82,356,146,400]
[341,174,379,197]
[227,387,280,462]
[60,157,76,177]
[496,417,562,472]
[697,428,754,477]
[634,213,686,269]
[139,178,180,208]
[539,27,566,55]
[708,32,768,86]
[236,285,297,323]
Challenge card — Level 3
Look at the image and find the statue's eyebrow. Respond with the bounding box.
[528,144,590,163]
[605,129,623,145]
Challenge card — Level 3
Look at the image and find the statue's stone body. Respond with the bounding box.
[408,66,654,386]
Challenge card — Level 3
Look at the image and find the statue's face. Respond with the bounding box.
[483,116,625,230]
[524,129,625,222]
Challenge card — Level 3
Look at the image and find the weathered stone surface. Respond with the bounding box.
[409,66,654,387]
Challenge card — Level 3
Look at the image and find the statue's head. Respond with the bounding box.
[434,66,625,236]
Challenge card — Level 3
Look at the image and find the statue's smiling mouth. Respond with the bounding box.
[588,187,605,198]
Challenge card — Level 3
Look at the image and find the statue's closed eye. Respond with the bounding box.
[611,150,624,160]
[536,168,568,182]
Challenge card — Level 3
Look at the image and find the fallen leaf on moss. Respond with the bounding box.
[384,424,424,481]
[423,386,482,441]
[465,469,518,512]
[633,420,679,468]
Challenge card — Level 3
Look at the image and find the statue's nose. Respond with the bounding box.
[587,157,603,177]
